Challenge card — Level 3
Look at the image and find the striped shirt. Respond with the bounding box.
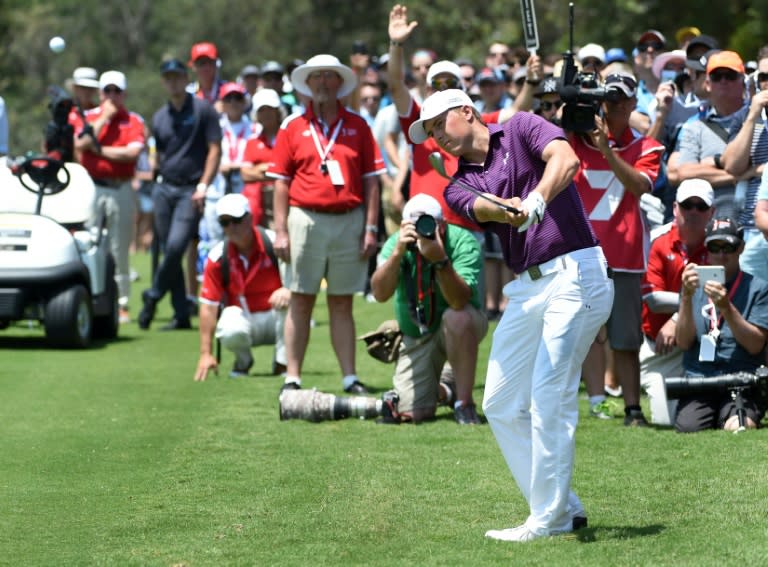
[444,112,597,273]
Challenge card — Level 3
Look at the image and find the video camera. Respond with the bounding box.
[558,3,622,133]
[44,86,75,162]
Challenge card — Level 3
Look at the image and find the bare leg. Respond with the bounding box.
[444,308,479,405]
[285,292,317,378]
[581,327,607,397]
[614,349,641,407]
[326,294,356,376]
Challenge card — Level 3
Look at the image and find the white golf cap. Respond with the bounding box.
[402,193,443,222]
[408,89,474,145]
[99,70,127,91]
[676,178,714,207]
[251,88,282,111]
[426,60,463,85]
[216,193,251,218]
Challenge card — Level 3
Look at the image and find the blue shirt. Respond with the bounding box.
[444,112,597,273]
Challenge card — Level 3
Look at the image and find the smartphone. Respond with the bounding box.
[695,265,725,285]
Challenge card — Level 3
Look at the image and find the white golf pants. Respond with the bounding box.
[483,246,613,535]
[215,305,286,367]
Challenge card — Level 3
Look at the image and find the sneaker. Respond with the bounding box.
[604,384,623,397]
[137,290,157,330]
[624,409,649,427]
[344,380,369,395]
[118,308,131,324]
[454,403,482,425]
[485,525,542,542]
[230,353,254,378]
[589,400,616,419]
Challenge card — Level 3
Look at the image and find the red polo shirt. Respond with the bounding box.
[72,105,145,180]
[641,223,708,340]
[200,228,282,313]
[242,131,275,226]
[400,100,500,231]
[267,102,384,210]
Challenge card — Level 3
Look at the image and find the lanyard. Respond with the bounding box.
[223,121,249,163]
[308,119,343,165]
[705,271,744,332]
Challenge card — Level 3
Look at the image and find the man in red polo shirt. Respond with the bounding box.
[640,179,714,423]
[72,70,145,324]
[195,194,289,381]
[187,42,227,112]
[570,71,665,425]
[267,54,385,395]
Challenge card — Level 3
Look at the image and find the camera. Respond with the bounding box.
[414,214,437,239]
[44,85,75,162]
[279,388,400,423]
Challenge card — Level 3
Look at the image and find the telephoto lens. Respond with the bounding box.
[414,214,436,239]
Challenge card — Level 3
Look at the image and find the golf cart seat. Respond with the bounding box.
[0,158,96,227]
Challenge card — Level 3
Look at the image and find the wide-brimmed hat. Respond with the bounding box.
[290,54,357,98]
[652,50,687,79]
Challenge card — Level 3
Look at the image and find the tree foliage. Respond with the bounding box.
[3,0,768,152]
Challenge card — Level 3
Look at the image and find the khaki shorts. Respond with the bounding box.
[284,206,367,295]
[393,306,488,413]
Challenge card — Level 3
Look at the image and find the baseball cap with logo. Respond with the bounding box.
[189,42,218,64]
[676,178,714,207]
[705,217,744,246]
[706,50,745,74]
[218,82,246,99]
[407,89,474,144]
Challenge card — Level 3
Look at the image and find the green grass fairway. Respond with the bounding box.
[2,251,768,566]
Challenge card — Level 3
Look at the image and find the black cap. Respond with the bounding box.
[533,76,560,98]
[686,34,719,58]
[687,48,720,72]
[240,64,261,77]
[705,217,744,246]
[160,58,187,75]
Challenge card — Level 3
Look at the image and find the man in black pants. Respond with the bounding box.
[139,58,222,330]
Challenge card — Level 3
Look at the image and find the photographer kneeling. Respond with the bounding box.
[675,218,768,432]
[194,194,290,381]
[370,194,487,424]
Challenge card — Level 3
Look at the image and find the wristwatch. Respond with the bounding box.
[432,257,451,271]
[713,154,723,169]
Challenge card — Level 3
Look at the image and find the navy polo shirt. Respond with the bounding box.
[151,93,222,185]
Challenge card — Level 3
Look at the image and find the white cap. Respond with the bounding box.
[676,178,714,207]
[426,60,463,85]
[72,67,99,88]
[402,193,443,222]
[577,43,606,64]
[290,54,357,98]
[216,193,251,218]
[251,88,282,111]
[99,70,127,91]
[407,89,474,144]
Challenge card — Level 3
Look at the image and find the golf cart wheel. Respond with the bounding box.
[45,285,93,348]
[93,256,119,340]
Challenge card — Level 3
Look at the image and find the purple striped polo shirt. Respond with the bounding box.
[444,112,597,273]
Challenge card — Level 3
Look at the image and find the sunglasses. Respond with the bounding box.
[706,241,739,254]
[638,41,664,53]
[103,87,123,94]
[709,69,741,82]
[431,77,460,90]
[604,73,638,91]
[540,100,563,111]
[219,216,246,228]
[488,51,509,58]
[679,200,711,212]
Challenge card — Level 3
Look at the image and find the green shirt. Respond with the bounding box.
[378,224,482,337]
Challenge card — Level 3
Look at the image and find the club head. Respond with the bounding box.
[428,152,449,179]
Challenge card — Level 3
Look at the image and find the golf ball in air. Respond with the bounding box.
[49,36,66,53]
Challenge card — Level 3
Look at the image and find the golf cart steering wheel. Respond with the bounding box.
[13,155,71,196]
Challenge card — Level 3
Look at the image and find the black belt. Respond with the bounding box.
[158,175,198,187]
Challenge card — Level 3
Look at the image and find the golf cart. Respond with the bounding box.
[0,155,118,347]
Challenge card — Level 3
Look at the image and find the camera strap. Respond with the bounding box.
[403,253,435,335]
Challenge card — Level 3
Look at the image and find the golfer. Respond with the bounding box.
[408,89,614,541]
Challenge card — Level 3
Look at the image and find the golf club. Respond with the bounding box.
[428,152,520,214]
